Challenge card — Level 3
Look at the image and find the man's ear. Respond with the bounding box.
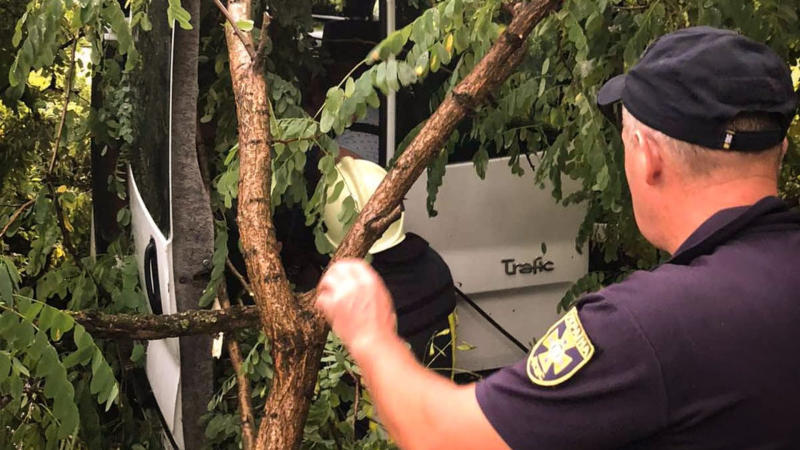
[636,130,664,186]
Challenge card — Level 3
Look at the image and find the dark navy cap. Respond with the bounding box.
[597,26,798,152]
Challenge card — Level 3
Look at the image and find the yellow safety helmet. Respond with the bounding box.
[322,157,405,254]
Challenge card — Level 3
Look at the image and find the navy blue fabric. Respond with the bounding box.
[597,27,798,151]
[476,197,800,449]
[372,233,456,363]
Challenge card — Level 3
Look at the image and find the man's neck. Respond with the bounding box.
[663,177,778,254]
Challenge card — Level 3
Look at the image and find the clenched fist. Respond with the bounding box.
[316,259,397,358]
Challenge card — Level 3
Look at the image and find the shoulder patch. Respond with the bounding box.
[527,308,595,387]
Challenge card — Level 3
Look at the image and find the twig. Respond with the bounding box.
[271,134,323,146]
[253,12,271,67]
[0,199,35,237]
[48,39,78,176]
[227,257,253,296]
[611,4,650,10]
[214,0,257,60]
[218,284,256,450]
[313,59,368,120]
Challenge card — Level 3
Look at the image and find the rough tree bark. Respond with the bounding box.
[171,0,214,444]
[72,305,259,339]
[220,2,328,449]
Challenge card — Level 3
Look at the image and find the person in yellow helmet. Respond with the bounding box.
[323,157,457,369]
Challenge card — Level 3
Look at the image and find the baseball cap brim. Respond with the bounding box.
[597,74,626,122]
[597,74,626,107]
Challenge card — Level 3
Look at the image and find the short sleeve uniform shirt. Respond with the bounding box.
[476,197,800,449]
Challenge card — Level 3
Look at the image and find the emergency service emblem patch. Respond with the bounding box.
[526,308,595,387]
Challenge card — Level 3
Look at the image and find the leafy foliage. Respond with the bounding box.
[0,259,120,447]
[3,0,799,446]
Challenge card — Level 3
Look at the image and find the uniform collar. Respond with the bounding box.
[668,196,796,265]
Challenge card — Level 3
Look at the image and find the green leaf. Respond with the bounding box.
[130,343,145,363]
[20,301,44,322]
[52,312,75,339]
[0,353,10,383]
[12,356,30,377]
[34,194,51,225]
[398,62,418,87]
[541,57,550,75]
[237,19,254,31]
[105,383,119,411]
[314,227,335,254]
[337,196,357,224]
[8,54,22,87]
[344,78,355,98]
[386,58,400,92]
[167,0,193,30]
[63,344,94,369]
[38,305,58,332]
[328,181,345,204]
[0,265,14,304]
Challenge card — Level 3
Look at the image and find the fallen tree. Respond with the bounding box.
[84,0,561,448]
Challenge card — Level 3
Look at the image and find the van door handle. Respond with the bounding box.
[143,237,163,315]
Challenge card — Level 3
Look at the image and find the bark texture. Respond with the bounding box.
[221,3,328,449]
[72,306,258,339]
[171,0,215,443]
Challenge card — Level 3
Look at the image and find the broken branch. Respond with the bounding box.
[254,12,271,67]
[71,305,259,340]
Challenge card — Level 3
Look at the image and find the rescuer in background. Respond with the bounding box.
[323,157,457,369]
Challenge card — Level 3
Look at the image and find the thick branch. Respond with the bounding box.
[223,1,328,448]
[330,0,562,264]
[71,306,259,340]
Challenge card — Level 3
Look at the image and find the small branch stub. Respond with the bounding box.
[214,0,257,60]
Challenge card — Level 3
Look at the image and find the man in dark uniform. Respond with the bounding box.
[314,26,800,449]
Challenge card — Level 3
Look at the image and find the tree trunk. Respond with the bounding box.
[171,0,214,445]
[221,2,328,449]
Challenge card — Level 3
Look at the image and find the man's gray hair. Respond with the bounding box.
[621,108,784,177]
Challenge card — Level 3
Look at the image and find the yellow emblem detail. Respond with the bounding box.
[527,308,595,387]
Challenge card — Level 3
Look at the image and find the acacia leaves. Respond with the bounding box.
[0,273,119,446]
[9,0,143,93]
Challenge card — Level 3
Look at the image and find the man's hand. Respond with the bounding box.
[316,259,397,358]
